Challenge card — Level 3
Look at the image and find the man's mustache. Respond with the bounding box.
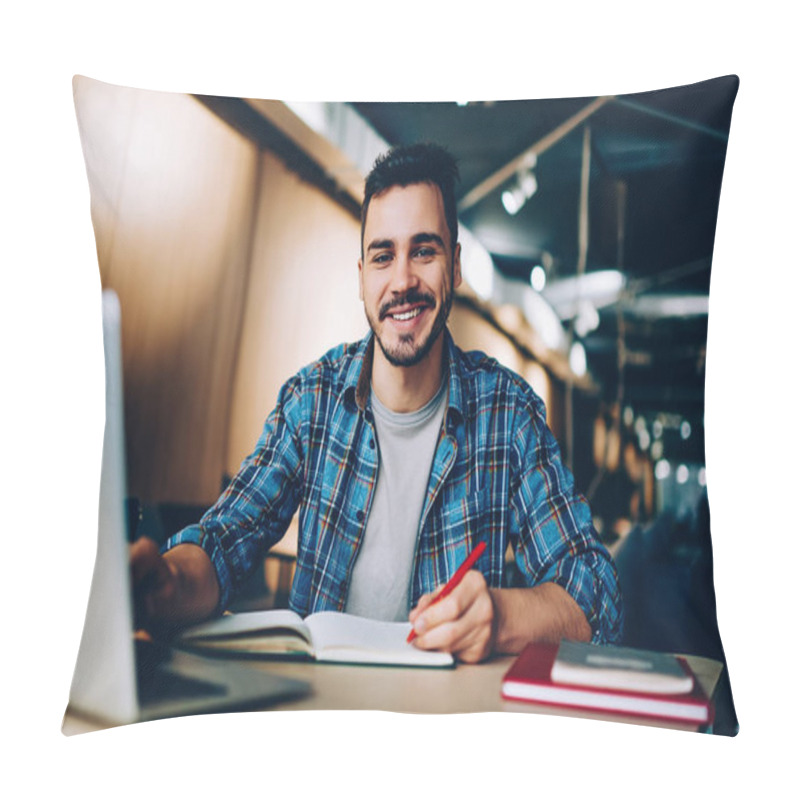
[379,290,436,320]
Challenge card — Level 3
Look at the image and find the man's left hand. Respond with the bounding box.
[408,570,496,663]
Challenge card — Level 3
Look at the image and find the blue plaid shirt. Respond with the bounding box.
[166,330,623,644]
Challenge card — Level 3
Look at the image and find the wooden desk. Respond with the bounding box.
[63,651,723,735]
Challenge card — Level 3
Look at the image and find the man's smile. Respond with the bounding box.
[389,307,424,321]
[379,291,436,323]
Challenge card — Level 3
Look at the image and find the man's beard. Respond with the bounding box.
[367,287,452,368]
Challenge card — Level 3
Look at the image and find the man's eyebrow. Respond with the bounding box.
[411,232,446,248]
[366,238,395,252]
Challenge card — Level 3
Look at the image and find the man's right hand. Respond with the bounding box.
[130,538,220,633]
[130,537,179,630]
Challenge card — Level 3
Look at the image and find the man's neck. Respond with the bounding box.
[370,335,446,413]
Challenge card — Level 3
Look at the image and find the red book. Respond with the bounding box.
[501,642,713,725]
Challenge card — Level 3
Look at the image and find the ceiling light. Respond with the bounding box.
[651,440,663,460]
[502,185,526,215]
[502,156,538,216]
[518,170,537,198]
[627,294,710,320]
[530,265,547,292]
[540,270,626,320]
[569,341,587,377]
[574,299,600,337]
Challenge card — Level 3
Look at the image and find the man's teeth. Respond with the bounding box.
[391,308,423,321]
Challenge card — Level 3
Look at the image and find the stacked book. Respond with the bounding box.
[501,640,713,725]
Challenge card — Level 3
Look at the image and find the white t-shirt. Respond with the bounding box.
[344,380,447,621]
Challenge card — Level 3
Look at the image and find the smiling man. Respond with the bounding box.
[361,183,456,369]
[132,143,623,662]
[360,179,458,408]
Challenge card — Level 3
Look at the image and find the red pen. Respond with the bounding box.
[407,540,487,643]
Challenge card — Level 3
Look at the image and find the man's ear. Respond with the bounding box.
[453,243,463,289]
[358,259,364,301]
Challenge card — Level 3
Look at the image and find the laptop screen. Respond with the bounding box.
[68,289,140,723]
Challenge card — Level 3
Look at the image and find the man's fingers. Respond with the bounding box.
[412,600,492,662]
[411,570,485,632]
[408,589,441,622]
[409,571,494,662]
[130,537,177,628]
[130,537,165,584]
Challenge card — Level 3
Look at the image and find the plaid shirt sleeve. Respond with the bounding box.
[163,372,307,612]
[509,389,623,644]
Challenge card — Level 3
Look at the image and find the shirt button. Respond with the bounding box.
[356,510,365,522]
[369,439,375,449]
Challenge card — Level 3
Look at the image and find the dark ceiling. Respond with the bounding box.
[350,76,738,453]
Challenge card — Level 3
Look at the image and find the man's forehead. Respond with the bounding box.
[363,182,448,240]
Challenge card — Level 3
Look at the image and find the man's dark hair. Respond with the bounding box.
[361,142,460,257]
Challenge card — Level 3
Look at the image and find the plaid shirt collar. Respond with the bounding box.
[343,328,467,427]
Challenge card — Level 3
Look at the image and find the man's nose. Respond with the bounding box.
[389,253,418,293]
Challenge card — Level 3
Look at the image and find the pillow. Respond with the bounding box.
[66,74,738,735]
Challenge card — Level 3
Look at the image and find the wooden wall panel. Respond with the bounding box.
[74,77,259,504]
[225,150,364,473]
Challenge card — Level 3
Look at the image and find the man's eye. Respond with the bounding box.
[372,253,392,265]
[414,247,435,258]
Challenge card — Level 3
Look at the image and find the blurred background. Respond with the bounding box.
[74,75,737,729]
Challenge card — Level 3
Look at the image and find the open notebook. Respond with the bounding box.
[65,290,309,727]
[179,609,454,667]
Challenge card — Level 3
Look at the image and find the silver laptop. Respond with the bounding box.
[66,289,308,726]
